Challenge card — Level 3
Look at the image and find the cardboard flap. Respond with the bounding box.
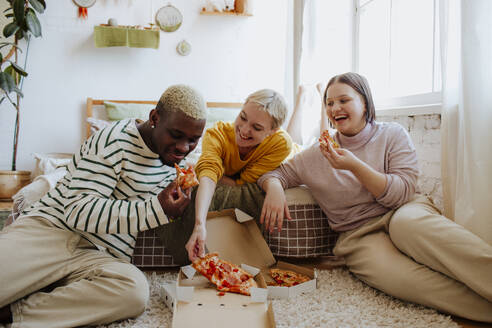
[234,208,254,223]
[241,263,260,276]
[181,265,196,279]
[250,287,268,303]
[176,285,194,303]
[206,209,276,270]
[161,283,176,309]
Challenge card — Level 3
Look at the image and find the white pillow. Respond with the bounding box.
[32,153,72,178]
[87,117,112,135]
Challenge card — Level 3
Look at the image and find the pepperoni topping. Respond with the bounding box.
[221,263,232,272]
[240,274,250,282]
[233,268,239,272]
[217,292,225,296]
[222,280,231,288]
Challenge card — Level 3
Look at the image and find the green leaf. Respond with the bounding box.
[4,65,18,84]
[26,9,41,37]
[3,22,19,38]
[0,71,16,93]
[0,53,2,63]
[13,0,25,25]
[28,0,45,14]
[9,62,28,77]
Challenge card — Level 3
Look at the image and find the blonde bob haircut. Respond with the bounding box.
[244,89,287,129]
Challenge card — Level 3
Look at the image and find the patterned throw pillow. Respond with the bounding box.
[262,186,339,258]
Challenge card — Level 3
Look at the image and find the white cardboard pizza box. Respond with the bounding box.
[160,208,316,327]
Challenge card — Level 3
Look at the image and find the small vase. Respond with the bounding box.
[0,170,31,200]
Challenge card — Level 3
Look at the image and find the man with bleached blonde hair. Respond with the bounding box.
[0,85,207,327]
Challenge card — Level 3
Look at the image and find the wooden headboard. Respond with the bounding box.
[86,97,243,138]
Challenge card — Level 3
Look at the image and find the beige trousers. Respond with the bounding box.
[334,195,492,322]
[0,216,149,328]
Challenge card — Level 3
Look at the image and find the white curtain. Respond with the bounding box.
[440,0,492,244]
[295,0,353,144]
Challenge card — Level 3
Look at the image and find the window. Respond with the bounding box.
[355,0,441,109]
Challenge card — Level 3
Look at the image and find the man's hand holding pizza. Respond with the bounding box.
[157,181,192,220]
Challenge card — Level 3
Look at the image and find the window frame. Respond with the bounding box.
[353,0,442,113]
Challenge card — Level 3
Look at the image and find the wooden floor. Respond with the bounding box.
[148,256,491,328]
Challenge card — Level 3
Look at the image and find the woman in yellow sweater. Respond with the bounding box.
[157,89,293,264]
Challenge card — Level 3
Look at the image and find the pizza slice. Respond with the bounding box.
[192,252,258,296]
[174,163,199,189]
[268,268,310,287]
[319,130,339,151]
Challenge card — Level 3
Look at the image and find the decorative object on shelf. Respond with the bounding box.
[155,4,183,32]
[73,0,96,19]
[108,18,118,27]
[201,0,253,16]
[94,25,160,49]
[176,40,191,56]
[202,0,226,12]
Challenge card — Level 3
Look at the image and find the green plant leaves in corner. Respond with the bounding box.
[3,22,19,38]
[28,0,46,14]
[26,9,41,37]
[0,71,16,93]
[13,0,25,25]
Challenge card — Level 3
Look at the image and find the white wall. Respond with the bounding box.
[0,0,288,171]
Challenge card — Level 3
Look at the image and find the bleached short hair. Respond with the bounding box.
[157,84,207,120]
[244,89,287,129]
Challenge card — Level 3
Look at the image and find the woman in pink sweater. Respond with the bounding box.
[257,72,492,322]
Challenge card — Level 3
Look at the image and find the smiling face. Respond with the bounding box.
[234,101,276,151]
[325,82,367,137]
[150,109,205,166]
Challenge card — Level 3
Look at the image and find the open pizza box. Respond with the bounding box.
[160,208,317,327]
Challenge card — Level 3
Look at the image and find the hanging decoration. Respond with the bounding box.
[73,0,97,19]
[155,4,183,32]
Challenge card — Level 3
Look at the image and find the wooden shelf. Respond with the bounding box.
[200,10,252,17]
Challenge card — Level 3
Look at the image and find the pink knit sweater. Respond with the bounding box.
[257,121,419,232]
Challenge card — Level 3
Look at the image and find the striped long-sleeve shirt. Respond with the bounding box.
[22,119,177,262]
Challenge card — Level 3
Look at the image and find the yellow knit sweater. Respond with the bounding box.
[195,121,293,185]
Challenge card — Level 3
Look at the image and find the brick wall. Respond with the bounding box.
[378,114,443,211]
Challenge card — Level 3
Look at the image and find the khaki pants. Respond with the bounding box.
[0,216,149,328]
[334,195,492,322]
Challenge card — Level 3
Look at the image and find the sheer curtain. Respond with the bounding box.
[440,0,492,244]
[294,0,353,144]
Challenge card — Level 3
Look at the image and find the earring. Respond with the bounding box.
[151,125,155,129]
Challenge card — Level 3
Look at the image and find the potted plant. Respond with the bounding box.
[0,0,46,200]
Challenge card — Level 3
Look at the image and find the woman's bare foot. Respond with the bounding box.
[286,85,311,144]
[316,82,330,132]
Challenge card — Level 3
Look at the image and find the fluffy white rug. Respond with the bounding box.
[98,268,460,328]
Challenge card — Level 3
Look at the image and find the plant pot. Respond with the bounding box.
[0,170,32,200]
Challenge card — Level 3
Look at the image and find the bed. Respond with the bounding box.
[24,97,340,269]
